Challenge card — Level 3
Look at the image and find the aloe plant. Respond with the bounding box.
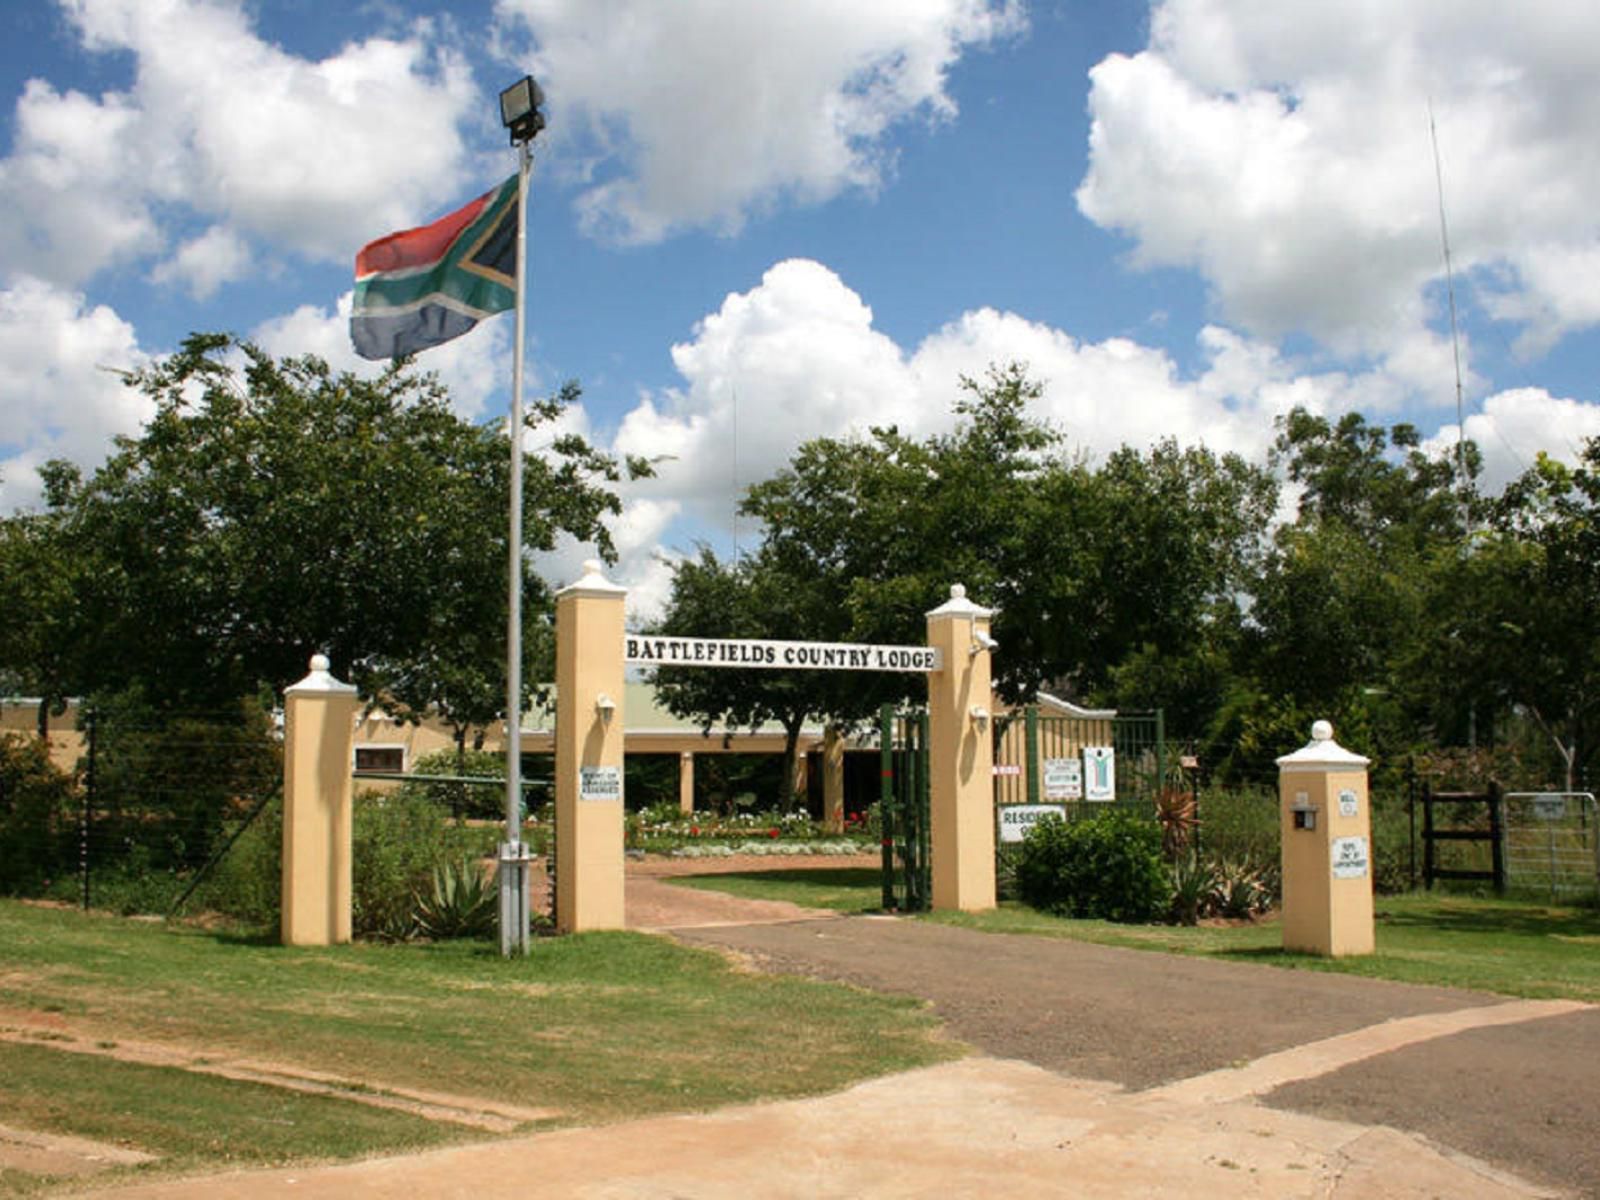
[1168,853,1215,926]
[412,856,497,940]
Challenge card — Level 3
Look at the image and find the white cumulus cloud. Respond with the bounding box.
[495,0,1024,243]
[0,0,480,287]
[0,276,152,511]
[596,257,1598,621]
[1076,0,1600,367]
[1426,387,1600,493]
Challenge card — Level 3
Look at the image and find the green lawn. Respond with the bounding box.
[0,901,957,1195]
[673,868,1600,1003]
[669,867,886,913]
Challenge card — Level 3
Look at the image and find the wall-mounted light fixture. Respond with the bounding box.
[970,630,999,657]
[969,705,991,731]
[595,693,617,724]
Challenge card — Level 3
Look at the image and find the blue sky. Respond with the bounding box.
[5,1,1600,616]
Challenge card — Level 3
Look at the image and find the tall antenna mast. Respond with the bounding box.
[731,388,741,560]
[1429,100,1470,536]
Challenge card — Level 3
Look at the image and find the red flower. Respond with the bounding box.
[768,828,780,838]
[690,826,699,836]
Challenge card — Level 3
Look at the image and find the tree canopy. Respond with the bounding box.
[1,334,642,743]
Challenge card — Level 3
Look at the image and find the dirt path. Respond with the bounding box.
[75,1055,1557,1199]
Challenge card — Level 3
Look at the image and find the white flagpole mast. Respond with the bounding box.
[498,77,544,957]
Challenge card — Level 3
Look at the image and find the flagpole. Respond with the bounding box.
[500,135,534,957]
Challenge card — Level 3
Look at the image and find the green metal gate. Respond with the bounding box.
[994,706,1167,815]
[879,704,931,912]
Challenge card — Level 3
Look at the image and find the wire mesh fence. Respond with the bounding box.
[0,703,281,912]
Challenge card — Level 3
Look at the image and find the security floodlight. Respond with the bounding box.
[970,630,999,657]
[499,75,546,145]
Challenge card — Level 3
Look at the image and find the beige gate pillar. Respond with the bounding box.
[823,727,846,834]
[678,751,695,815]
[925,584,997,912]
[1277,720,1375,957]
[282,654,358,946]
[555,560,626,933]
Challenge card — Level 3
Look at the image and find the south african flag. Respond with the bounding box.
[350,175,517,360]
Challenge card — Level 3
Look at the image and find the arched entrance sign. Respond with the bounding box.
[552,561,997,933]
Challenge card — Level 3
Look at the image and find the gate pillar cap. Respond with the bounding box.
[1277,720,1369,770]
[286,653,357,696]
[927,583,994,621]
[557,558,626,599]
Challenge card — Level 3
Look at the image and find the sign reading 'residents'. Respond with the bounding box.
[624,635,942,673]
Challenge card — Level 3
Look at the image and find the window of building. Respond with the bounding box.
[354,745,405,774]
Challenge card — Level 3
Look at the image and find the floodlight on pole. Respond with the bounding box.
[498,73,545,958]
[499,76,546,145]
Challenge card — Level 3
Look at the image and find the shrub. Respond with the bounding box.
[396,747,506,820]
[0,734,77,895]
[351,790,486,940]
[195,795,283,928]
[1016,809,1168,923]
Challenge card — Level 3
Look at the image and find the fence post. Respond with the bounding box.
[1024,705,1039,806]
[281,654,358,946]
[81,707,96,912]
[1423,782,1435,889]
[1155,708,1166,805]
[1489,780,1506,894]
[879,703,895,911]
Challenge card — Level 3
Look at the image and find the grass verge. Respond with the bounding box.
[0,901,957,1194]
[926,892,1600,1002]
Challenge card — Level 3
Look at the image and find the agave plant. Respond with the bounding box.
[1168,853,1216,926]
[413,856,497,940]
[1211,857,1271,919]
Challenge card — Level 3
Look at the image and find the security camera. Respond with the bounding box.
[969,630,999,656]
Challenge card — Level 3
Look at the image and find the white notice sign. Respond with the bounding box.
[579,765,622,802]
[1331,836,1369,879]
[1083,746,1116,801]
[1532,794,1567,821]
[998,804,1067,843]
[1043,758,1082,800]
[1338,788,1359,818]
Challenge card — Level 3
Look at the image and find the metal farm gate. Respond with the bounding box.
[1501,792,1599,899]
[878,704,931,912]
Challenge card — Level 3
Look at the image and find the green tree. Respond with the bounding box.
[0,462,90,736]
[651,546,894,810]
[1230,407,1476,772]
[1423,446,1600,789]
[744,364,1275,716]
[29,335,640,716]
